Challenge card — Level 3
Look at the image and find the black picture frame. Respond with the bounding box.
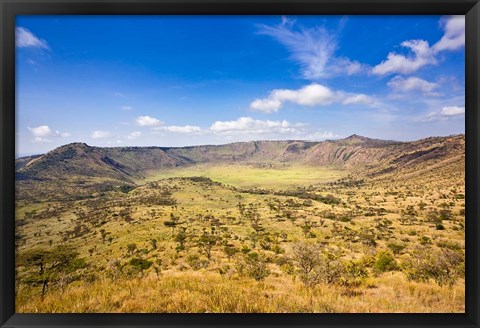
[1,0,479,327]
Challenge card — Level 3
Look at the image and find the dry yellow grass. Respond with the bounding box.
[16,271,464,313]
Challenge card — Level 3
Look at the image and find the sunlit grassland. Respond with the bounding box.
[15,159,465,313]
[143,164,347,190]
[16,271,464,313]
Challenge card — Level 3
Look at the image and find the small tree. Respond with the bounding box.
[153,259,162,278]
[99,229,108,243]
[197,229,218,260]
[127,243,137,256]
[175,228,188,251]
[18,246,84,298]
[128,258,153,277]
[223,245,239,262]
[292,243,322,288]
[164,220,177,234]
[150,239,158,250]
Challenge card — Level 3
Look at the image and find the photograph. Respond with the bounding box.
[14,14,466,313]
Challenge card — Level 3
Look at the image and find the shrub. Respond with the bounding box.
[235,252,270,281]
[373,250,398,274]
[187,254,209,270]
[402,247,464,286]
[340,260,369,288]
[387,242,406,255]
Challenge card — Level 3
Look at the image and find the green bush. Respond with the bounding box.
[373,250,398,274]
[128,258,152,276]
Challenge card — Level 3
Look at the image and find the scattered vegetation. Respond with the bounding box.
[15,136,465,313]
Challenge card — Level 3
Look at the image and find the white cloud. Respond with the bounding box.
[387,76,439,93]
[258,18,367,79]
[91,131,111,139]
[156,125,202,134]
[210,117,301,135]
[127,131,141,140]
[136,115,163,127]
[15,27,49,49]
[250,98,283,113]
[304,130,338,140]
[122,105,134,111]
[373,16,464,76]
[421,105,465,122]
[440,106,465,116]
[29,126,55,138]
[432,16,465,53]
[250,83,335,113]
[372,40,437,75]
[250,83,376,113]
[341,94,375,105]
[28,125,70,143]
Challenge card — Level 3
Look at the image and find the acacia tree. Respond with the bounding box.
[175,227,188,252]
[128,258,153,277]
[18,246,85,298]
[223,245,239,262]
[197,228,218,260]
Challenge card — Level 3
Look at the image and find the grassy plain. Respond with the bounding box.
[144,163,346,189]
[15,162,465,313]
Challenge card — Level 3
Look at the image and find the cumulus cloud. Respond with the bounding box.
[432,15,465,53]
[91,131,111,139]
[155,125,202,134]
[422,105,465,121]
[258,18,367,79]
[210,117,302,135]
[251,84,335,113]
[373,16,464,76]
[28,125,70,143]
[387,76,439,93]
[250,83,375,113]
[127,131,141,140]
[372,40,437,75]
[15,27,49,49]
[136,115,163,127]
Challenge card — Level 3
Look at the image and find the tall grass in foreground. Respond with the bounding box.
[16,271,464,313]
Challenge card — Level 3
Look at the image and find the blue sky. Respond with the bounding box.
[16,15,465,156]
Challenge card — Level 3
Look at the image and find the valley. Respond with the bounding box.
[14,134,465,313]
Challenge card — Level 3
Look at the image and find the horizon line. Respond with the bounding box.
[15,132,465,159]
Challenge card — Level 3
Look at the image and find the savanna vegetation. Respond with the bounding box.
[15,135,465,313]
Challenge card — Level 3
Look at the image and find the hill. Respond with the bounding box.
[15,134,465,201]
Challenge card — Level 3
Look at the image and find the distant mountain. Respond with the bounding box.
[15,134,465,201]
